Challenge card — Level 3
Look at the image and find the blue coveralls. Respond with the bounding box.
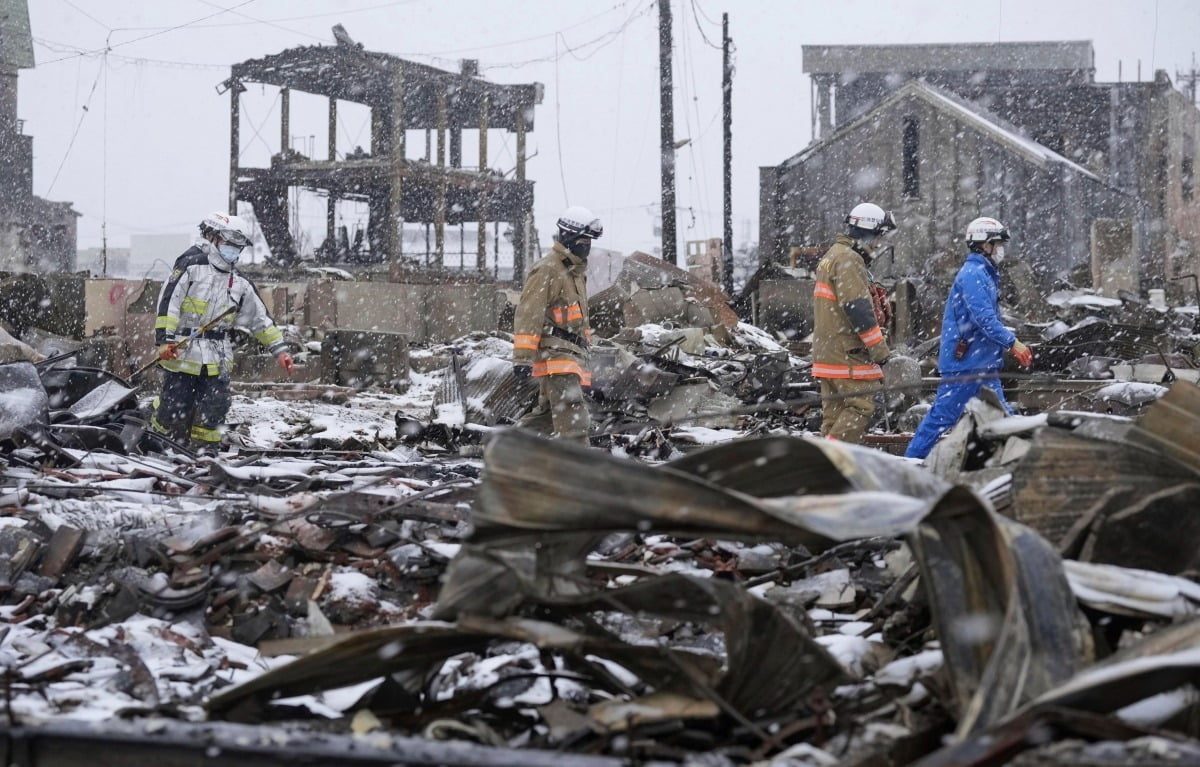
[905,252,1015,459]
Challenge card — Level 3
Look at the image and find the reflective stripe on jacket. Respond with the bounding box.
[812,234,891,381]
[937,252,1016,374]
[513,241,591,385]
[154,243,287,376]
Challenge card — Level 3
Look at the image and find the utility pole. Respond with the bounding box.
[1178,53,1199,105]
[658,0,677,265]
[721,13,733,295]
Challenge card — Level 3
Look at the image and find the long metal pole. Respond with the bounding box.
[478,94,489,271]
[721,13,733,295]
[435,87,447,264]
[228,80,239,214]
[658,0,677,265]
[327,96,337,252]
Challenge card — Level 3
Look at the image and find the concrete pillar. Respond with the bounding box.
[817,77,833,138]
[450,125,462,168]
[514,105,528,282]
[1091,218,1138,296]
[280,87,290,155]
[388,64,405,267]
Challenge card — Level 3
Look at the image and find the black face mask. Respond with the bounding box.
[569,239,591,259]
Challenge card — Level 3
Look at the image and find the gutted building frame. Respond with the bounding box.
[224,39,543,279]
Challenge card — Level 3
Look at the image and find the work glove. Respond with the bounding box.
[277,352,295,374]
[512,363,532,381]
[1010,340,1033,368]
[157,343,179,360]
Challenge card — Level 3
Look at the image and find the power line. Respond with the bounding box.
[396,1,635,59]
[88,0,422,33]
[677,0,715,236]
[34,37,228,70]
[554,34,570,205]
[38,0,258,66]
[238,91,282,160]
[45,58,104,196]
[483,0,653,71]
[608,15,629,220]
[60,0,109,31]
[688,0,721,50]
[193,0,326,43]
[41,2,644,75]
[690,0,720,28]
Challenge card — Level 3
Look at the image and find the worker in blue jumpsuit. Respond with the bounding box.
[905,217,1032,460]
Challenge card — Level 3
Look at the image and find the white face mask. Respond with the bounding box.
[990,244,1005,264]
[218,243,242,264]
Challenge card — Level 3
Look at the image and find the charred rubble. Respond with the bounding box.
[4,265,1200,765]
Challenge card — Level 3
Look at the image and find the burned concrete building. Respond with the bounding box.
[225,32,542,280]
[759,41,1200,302]
[0,0,77,274]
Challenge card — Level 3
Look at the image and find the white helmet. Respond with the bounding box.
[556,205,603,242]
[965,217,1010,246]
[845,202,897,236]
[199,211,252,248]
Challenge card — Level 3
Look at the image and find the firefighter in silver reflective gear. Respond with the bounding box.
[512,205,602,445]
[151,212,294,450]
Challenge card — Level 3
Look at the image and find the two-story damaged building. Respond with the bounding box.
[0,0,78,274]
[759,41,1200,304]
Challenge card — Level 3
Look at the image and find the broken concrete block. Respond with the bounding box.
[36,526,86,580]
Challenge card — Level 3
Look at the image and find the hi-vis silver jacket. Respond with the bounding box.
[154,242,286,376]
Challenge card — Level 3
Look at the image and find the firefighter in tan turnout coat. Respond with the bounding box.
[812,202,897,443]
[512,206,603,444]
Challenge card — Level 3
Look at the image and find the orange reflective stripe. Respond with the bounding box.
[513,334,540,350]
[859,327,884,347]
[814,282,837,301]
[532,359,592,385]
[811,362,884,380]
[565,303,584,321]
[551,307,565,323]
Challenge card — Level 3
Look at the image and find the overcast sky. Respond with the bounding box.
[22,0,1200,260]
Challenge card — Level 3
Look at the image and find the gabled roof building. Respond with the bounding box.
[760,41,1200,300]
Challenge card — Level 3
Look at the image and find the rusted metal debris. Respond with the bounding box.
[9,264,1200,765]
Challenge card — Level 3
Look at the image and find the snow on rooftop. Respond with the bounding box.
[914,84,1101,181]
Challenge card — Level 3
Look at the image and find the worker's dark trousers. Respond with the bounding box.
[152,370,232,449]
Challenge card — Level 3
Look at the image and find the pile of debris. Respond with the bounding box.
[6,336,1200,764]
[10,257,1200,764]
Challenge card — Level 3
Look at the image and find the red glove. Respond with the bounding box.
[157,343,179,360]
[277,352,295,374]
[1010,340,1033,368]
